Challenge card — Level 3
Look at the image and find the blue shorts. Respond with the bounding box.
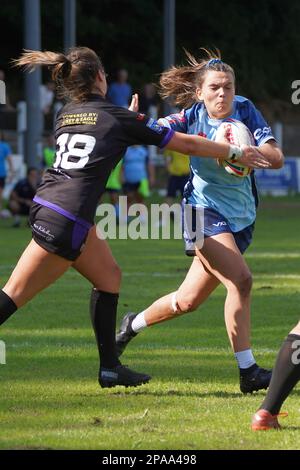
[183,205,254,256]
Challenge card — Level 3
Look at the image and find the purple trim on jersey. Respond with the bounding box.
[158,128,175,148]
[33,196,92,249]
[33,196,91,229]
[72,223,90,250]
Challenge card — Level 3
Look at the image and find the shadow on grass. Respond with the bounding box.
[280,426,300,431]
[109,389,245,399]
[0,351,239,384]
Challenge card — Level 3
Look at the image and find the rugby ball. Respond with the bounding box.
[215,119,254,177]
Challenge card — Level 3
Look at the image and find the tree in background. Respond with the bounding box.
[0,0,300,115]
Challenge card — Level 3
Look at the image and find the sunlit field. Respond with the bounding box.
[0,196,299,449]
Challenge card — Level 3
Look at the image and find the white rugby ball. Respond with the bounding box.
[215,119,255,177]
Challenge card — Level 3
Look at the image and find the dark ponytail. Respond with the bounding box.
[13,47,104,102]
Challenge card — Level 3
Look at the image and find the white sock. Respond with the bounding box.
[131,311,147,333]
[234,349,256,369]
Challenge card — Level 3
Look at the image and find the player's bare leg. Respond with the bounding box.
[73,225,121,293]
[0,239,71,333]
[116,232,271,392]
[145,257,219,325]
[3,239,72,308]
[195,232,271,393]
[195,233,252,352]
[116,234,251,348]
[116,257,219,355]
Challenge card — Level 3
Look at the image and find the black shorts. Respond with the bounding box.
[122,182,141,193]
[0,177,6,189]
[29,202,92,261]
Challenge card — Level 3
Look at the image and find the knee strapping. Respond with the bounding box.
[171,292,182,315]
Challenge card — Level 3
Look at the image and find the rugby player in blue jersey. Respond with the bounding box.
[116,50,284,394]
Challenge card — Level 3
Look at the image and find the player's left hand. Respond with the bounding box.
[129,93,139,112]
[237,145,272,168]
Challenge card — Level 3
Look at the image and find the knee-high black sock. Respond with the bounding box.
[90,289,121,369]
[0,290,17,325]
[260,334,300,414]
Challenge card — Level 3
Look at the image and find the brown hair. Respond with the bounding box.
[159,48,235,109]
[13,47,104,102]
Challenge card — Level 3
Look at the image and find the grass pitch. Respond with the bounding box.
[0,196,300,450]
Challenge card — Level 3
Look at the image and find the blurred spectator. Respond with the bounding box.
[103,159,123,220]
[164,149,190,205]
[107,69,132,107]
[40,81,55,114]
[0,131,14,215]
[43,134,56,168]
[139,83,159,115]
[123,145,150,219]
[8,167,39,227]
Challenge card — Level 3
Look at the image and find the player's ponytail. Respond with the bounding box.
[159,48,235,109]
[13,47,104,102]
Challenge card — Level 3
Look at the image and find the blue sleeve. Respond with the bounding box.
[158,109,188,133]
[241,99,275,146]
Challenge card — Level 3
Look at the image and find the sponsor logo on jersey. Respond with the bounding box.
[212,221,227,227]
[61,112,98,126]
[253,126,272,141]
[146,118,164,134]
[33,223,55,241]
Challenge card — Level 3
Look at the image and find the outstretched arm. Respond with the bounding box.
[166,132,272,169]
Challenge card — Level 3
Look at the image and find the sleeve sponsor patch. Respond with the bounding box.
[146,117,164,134]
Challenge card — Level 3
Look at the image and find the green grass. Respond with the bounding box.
[0,196,300,449]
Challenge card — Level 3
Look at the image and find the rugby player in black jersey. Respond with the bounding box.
[0,47,270,389]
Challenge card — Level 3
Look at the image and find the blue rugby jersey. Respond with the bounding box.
[159,96,275,232]
[123,145,148,183]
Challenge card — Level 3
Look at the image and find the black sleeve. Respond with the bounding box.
[113,107,175,148]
